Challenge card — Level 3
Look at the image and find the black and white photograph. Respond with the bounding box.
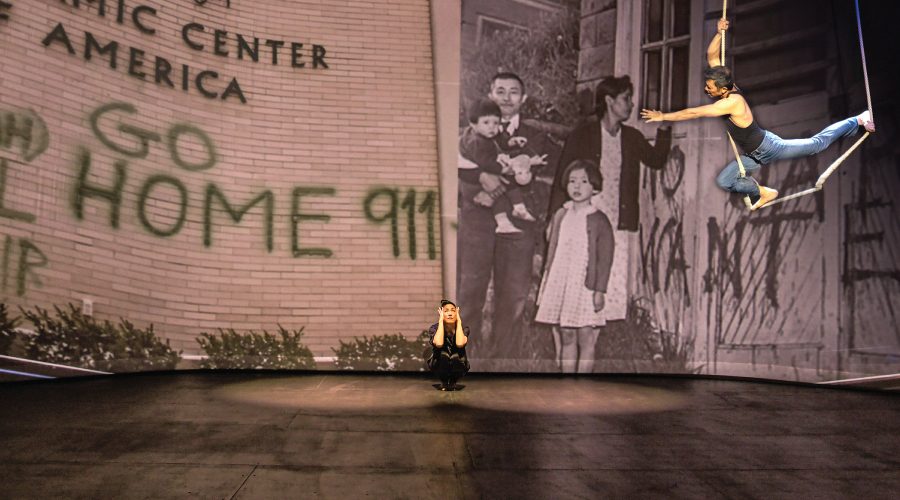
[456,0,900,379]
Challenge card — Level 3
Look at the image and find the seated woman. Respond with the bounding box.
[424,300,470,391]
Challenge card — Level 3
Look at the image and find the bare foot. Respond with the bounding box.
[857,111,875,133]
[750,186,779,211]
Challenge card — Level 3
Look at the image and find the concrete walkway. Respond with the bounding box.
[1,372,898,499]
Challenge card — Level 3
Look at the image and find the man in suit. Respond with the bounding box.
[457,72,558,352]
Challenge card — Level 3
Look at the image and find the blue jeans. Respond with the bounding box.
[716,117,860,197]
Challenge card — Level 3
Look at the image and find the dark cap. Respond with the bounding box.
[440,299,456,309]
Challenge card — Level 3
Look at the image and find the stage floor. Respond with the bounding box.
[1,372,899,499]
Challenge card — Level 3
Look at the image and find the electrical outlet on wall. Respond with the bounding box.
[82,298,93,317]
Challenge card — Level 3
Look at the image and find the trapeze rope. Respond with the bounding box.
[759,0,872,208]
[719,0,753,209]
[856,0,873,124]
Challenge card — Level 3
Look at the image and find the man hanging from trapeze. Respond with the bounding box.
[641,18,875,211]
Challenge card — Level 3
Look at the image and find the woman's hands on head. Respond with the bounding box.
[439,305,460,325]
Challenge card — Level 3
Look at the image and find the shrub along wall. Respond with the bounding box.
[0,0,443,361]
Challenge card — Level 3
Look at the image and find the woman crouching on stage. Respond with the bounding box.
[425,300,470,391]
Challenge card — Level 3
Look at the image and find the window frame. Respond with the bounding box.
[640,0,692,111]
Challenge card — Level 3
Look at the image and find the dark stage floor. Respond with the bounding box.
[1,372,899,499]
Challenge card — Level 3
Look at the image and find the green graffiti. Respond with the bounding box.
[1,235,48,298]
[364,188,399,257]
[0,1,11,22]
[364,188,437,260]
[89,102,216,171]
[67,141,345,257]
[204,184,274,251]
[418,190,437,260]
[17,238,47,296]
[0,108,49,162]
[167,123,216,171]
[400,189,418,259]
[0,158,36,223]
[66,102,440,262]
[72,146,127,228]
[291,187,334,258]
[138,174,188,237]
[90,102,160,158]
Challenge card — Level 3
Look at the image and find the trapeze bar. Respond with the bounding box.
[760,186,821,208]
[758,132,870,209]
[816,132,870,188]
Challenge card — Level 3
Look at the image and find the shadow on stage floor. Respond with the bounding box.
[1,371,899,499]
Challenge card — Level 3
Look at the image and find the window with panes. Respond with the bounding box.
[641,0,691,111]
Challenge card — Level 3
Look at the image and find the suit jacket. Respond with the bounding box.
[551,121,671,231]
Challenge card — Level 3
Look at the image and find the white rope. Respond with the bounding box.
[720,0,727,66]
[759,186,821,207]
[759,132,870,208]
[815,131,870,188]
[855,0,873,123]
[727,132,753,208]
[720,0,751,208]
[757,2,874,210]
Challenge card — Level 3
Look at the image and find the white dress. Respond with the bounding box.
[535,203,606,328]
[594,126,629,321]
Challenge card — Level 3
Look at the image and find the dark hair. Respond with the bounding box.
[440,299,456,309]
[490,72,526,94]
[467,98,501,124]
[594,75,633,117]
[703,65,733,90]
[561,159,602,196]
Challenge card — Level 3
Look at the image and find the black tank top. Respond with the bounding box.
[722,114,765,154]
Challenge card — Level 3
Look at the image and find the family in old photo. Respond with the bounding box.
[456,71,673,373]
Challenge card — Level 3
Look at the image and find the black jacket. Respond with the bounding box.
[551,122,672,231]
[425,322,470,372]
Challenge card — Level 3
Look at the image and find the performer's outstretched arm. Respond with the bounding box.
[641,98,734,123]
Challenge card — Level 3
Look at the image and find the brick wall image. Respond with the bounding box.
[0,0,442,362]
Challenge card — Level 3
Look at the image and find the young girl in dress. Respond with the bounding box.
[535,159,614,373]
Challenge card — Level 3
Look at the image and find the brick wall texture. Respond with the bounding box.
[0,0,443,357]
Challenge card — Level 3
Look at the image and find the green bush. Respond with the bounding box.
[333,330,431,371]
[21,304,180,372]
[196,326,315,369]
[117,319,183,370]
[0,303,19,355]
